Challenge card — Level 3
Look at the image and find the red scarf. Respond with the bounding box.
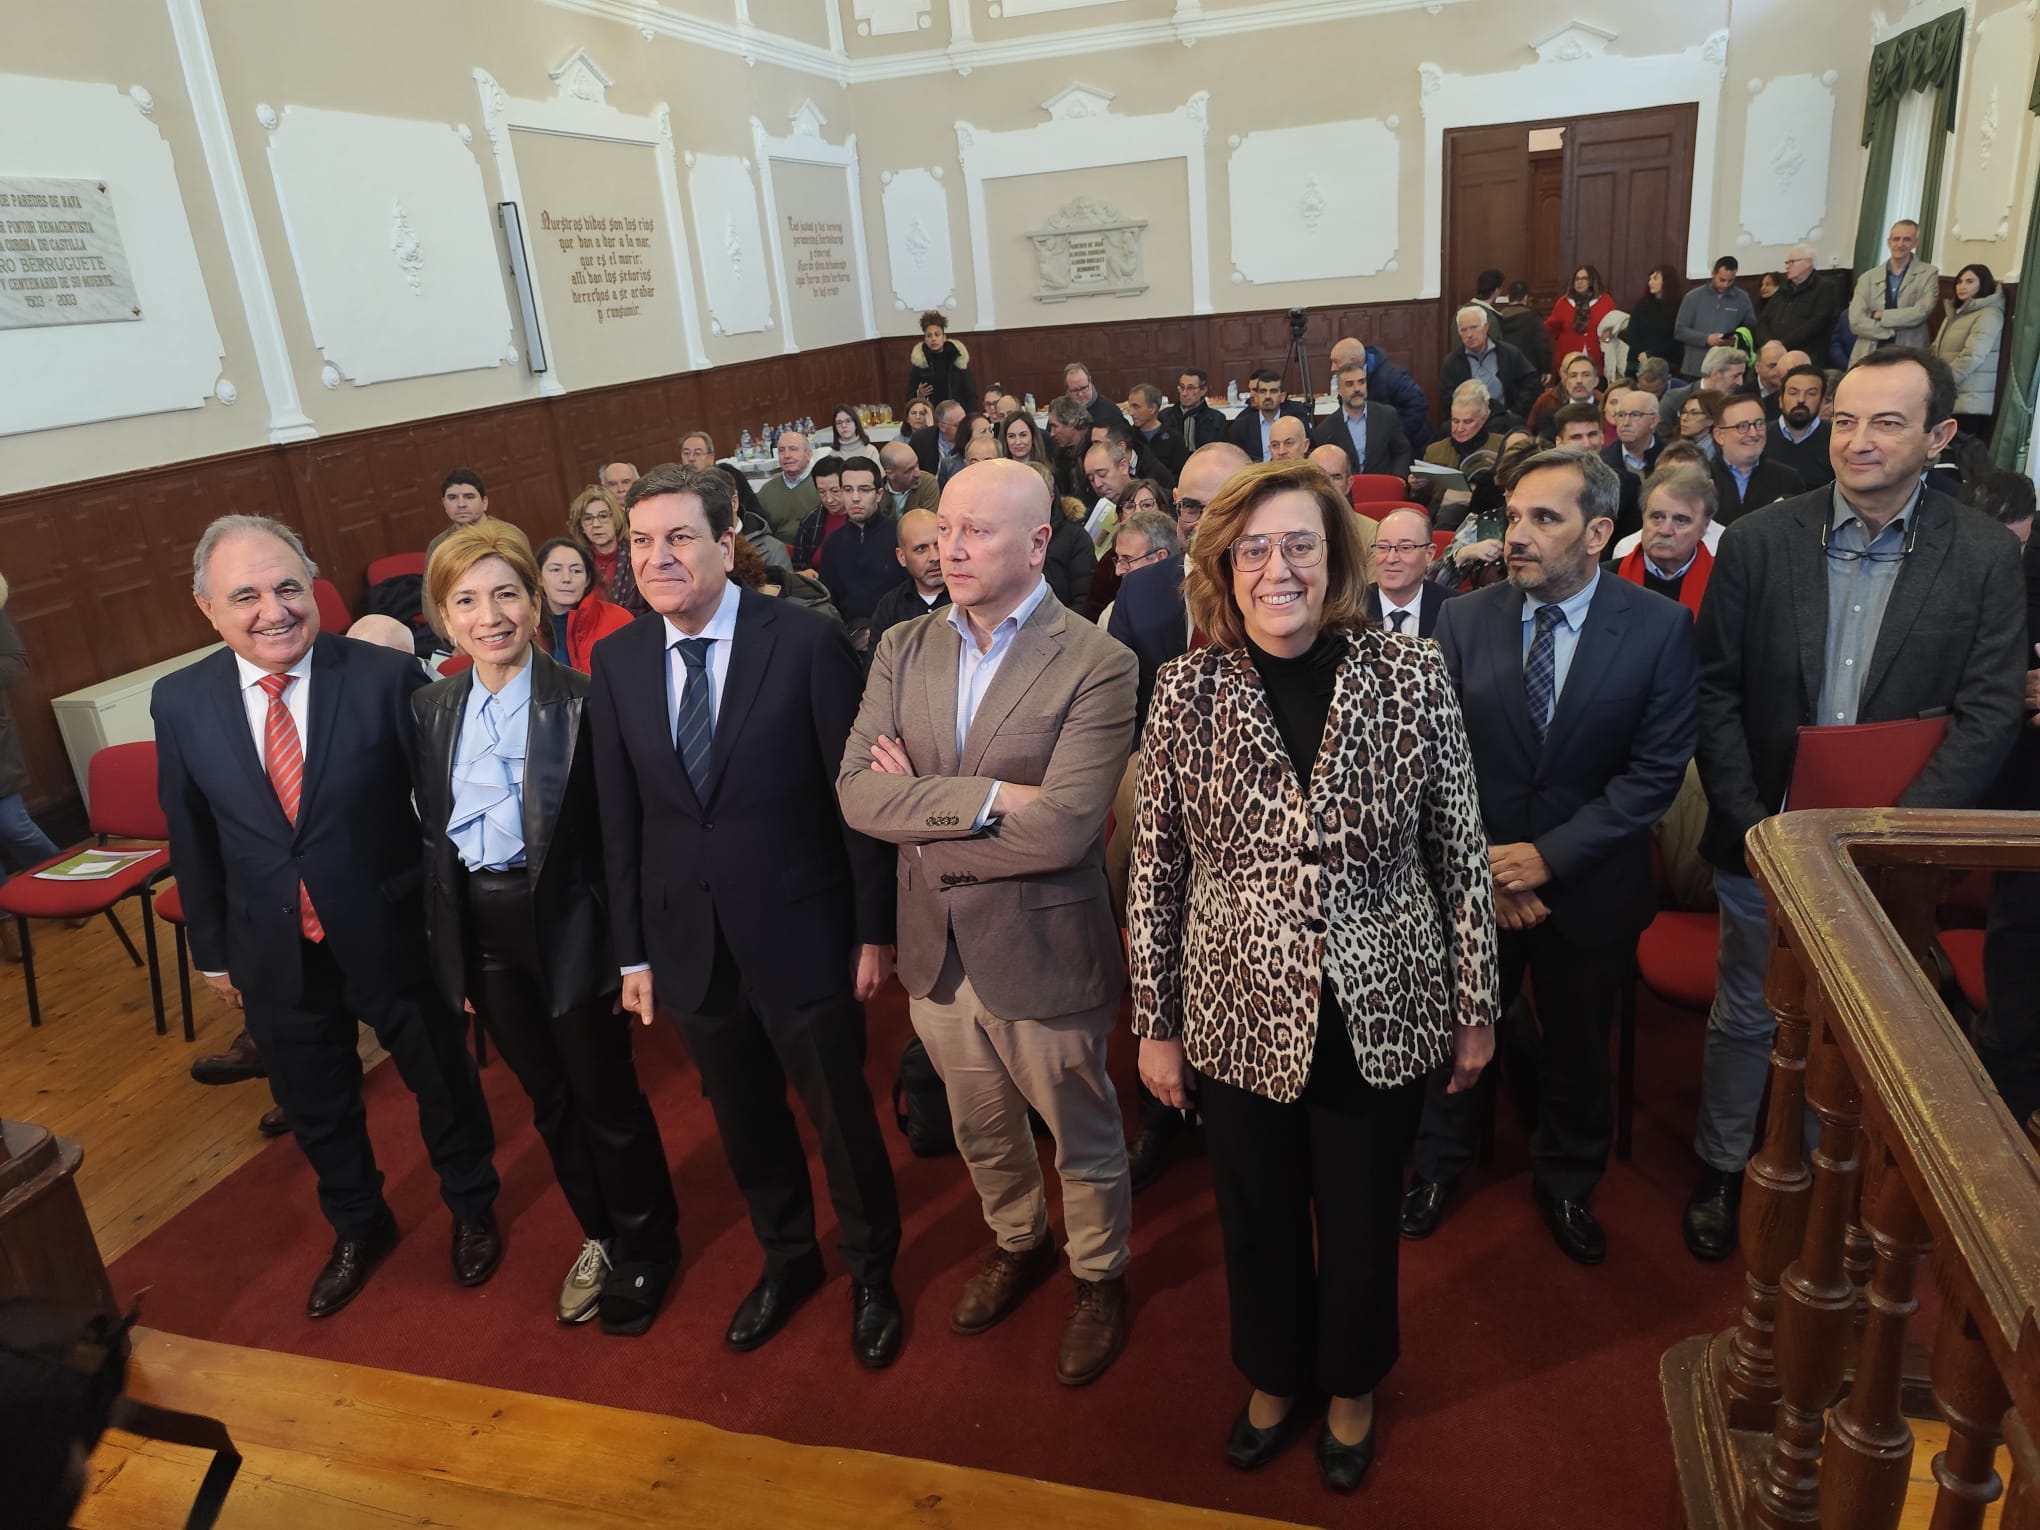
[1618,540,1712,618]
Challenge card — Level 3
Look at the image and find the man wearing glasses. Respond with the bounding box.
[1365,508,1452,639]
[1709,395,1803,525]
[1601,388,1664,543]
[1681,347,2028,1262]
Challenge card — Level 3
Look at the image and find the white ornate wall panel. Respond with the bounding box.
[686,153,775,336]
[1950,5,2034,245]
[264,107,512,387]
[751,102,877,351]
[1736,74,1835,250]
[1417,28,1729,295]
[1227,119,1400,285]
[991,0,1126,16]
[957,85,1210,328]
[880,167,957,312]
[851,0,933,36]
[0,74,226,439]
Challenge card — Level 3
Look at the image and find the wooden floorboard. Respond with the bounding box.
[74,1329,1302,1530]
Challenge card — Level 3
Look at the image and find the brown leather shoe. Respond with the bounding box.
[191,1028,266,1086]
[258,1105,290,1138]
[1056,1274,1129,1387]
[950,1241,1058,1335]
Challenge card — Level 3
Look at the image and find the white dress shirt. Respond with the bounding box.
[1377,588,1424,634]
[947,576,1051,828]
[662,577,741,745]
[205,650,316,977]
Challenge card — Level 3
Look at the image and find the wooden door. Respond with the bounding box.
[1561,104,1697,314]
[1442,124,1531,322]
[1527,152,1566,307]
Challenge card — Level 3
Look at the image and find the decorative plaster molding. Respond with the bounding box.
[853,0,933,36]
[1531,22,1616,63]
[1952,4,2030,243]
[881,167,957,313]
[128,85,154,116]
[957,87,1211,327]
[1737,74,1834,249]
[549,47,615,105]
[320,363,341,388]
[1229,118,1399,285]
[390,203,426,294]
[213,375,236,404]
[255,102,278,130]
[473,61,709,380]
[685,151,773,336]
[750,102,878,351]
[1026,197,1146,303]
[994,0,1127,18]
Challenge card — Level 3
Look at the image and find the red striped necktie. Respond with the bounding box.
[258,672,324,942]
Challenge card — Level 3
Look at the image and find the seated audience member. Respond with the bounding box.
[879,440,940,517]
[913,400,968,484]
[1443,306,1541,421]
[1752,340,1789,419]
[1433,430,1541,585]
[1528,354,1604,438]
[825,405,875,456]
[1126,384,1190,479]
[1710,394,1804,524]
[1550,402,1605,455]
[731,532,843,628]
[678,431,717,469]
[1661,345,1750,439]
[1602,387,1664,542]
[1097,506,1185,626]
[598,460,638,511]
[1367,507,1450,637]
[962,434,1002,470]
[1162,367,1228,450]
[1018,460,1099,613]
[1961,468,2037,548]
[757,431,820,544]
[908,310,977,411]
[1302,445,1378,579]
[1170,440,1249,559]
[1673,389,1724,460]
[1329,337,1431,452]
[1754,245,1839,356]
[1267,414,1312,462]
[1610,466,1718,617]
[1634,356,1674,400]
[791,455,848,570]
[1001,409,1053,467]
[417,521,679,1332]
[904,397,936,433]
[1085,438,1140,511]
[570,484,626,593]
[1673,256,1757,378]
[980,384,1006,419]
[1493,280,1553,376]
[428,468,489,564]
[867,507,949,654]
[536,537,633,671]
[722,467,798,580]
[1425,383,1507,472]
[1046,395,1096,499]
[961,410,997,448]
[1095,418,1179,493]
[1311,358,1414,478]
[348,612,437,682]
[1227,369,1313,462]
[816,455,900,647]
[1126,459,1497,1489]
[1065,360,1129,430]
[1765,364,1835,488]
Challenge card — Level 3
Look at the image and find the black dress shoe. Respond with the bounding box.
[850,1279,903,1370]
[1316,1418,1377,1494]
[599,1259,678,1337]
[726,1260,824,1352]
[451,1212,503,1286]
[1533,1185,1606,1266]
[1225,1398,1308,1471]
[1683,1166,1743,1262]
[1127,1122,1181,1194]
[1398,1178,1450,1240]
[307,1210,398,1318]
[257,1105,290,1138]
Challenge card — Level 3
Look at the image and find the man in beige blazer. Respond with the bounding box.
[1849,220,1940,361]
[839,457,1139,1387]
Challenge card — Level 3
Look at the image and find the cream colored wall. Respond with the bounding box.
[984,160,1191,322]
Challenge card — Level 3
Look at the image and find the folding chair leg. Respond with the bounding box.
[104,908,143,967]
[16,917,38,1029]
[1615,982,1638,1163]
[139,888,166,1038]
[173,925,195,1043]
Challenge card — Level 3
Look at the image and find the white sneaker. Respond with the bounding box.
[558,1238,611,1324]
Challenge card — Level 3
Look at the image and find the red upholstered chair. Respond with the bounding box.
[153,881,197,1042]
[1937,927,1987,1013]
[312,577,352,631]
[438,653,474,677]
[1431,529,1455,559]
[0,742,171,1032]
[1356,499,1429,525]
[1613,838,1720,1160]
[1350,473,1407,505]
[367,552,428,586]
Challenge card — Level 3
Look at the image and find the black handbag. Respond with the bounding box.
[891,1037,957,1157]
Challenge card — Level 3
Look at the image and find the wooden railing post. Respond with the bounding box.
[1750,1011,1863,1528]
[2000,1410,2039,1530]
[1723,912,1813,1429]
[1818,1145,1932,1529]
[1924,1293,2010,1530]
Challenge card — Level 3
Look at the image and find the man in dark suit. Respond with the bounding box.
[1064,361,1128,431]
[1709,393,1804,524]
[155,515,500,1318]
[1764,364,1835,489]
[1365,508,1453,638]
[1226,369,1314,462]
[909,400,966,477]
[1443,306,1542,421]
[1404,450,1697,1263]
[1600,387,1664,545]
[1159,367,1227,451]
[1124,384,1189,480]
[589,462,906,1368]
[1309,359,1413,479]
[1682,348,2028,1261]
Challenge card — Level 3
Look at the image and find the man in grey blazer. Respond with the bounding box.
[1847,221,1940,361]
[839,457,1139,1387]
[1682,347,2027,1261]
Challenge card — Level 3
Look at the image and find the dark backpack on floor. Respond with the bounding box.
[892,1038,956,1156]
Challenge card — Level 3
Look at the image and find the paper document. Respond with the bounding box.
[34,848,157,881]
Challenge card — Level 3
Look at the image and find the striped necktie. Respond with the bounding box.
[1524,605,1565,745]
[673,638,714,794]
[258,672,324,942]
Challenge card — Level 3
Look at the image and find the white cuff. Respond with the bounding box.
[972,781,1003,831]
[619,963,650,976]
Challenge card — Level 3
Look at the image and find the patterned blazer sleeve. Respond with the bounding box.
[1412,643,1501,1031]
[1124,660,1191,1041]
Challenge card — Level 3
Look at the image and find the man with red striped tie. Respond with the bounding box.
[154,515,500,1318]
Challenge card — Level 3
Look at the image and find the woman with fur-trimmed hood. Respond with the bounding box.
[907,309,977,413]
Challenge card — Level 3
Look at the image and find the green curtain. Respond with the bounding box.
[1853,11,1965,270]
[1989,55,2040,469]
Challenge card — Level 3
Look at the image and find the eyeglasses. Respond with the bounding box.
[1229,531,1324,570]
[1375,541,1430,558]
[1716,419,1767,436]
[1821,512,1921,564]
[1612,410,1656,422]
[1175,497,1207,516]
[1114,547,1166,572]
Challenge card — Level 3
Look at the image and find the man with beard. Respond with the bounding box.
[867,508,950,657]
[1764,364,1835,488]
[1160,367,1226,450]
[1404,448,1696,1263]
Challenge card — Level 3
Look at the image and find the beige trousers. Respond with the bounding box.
[910,942,1132,1281]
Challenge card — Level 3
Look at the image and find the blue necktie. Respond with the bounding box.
[1388,609,1409,634]
[1524,604,1565,745]
[673,637,714,794]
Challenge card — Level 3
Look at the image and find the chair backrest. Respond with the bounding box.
[1350,473,1407,504]
[312,577,351,631]
[1431,529,1455,558]
[88,741,168,841]
[437,653,474,677]
[1357,499,1428,524]
[366,552,428,586]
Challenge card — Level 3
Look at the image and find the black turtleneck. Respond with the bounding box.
[1246,630,1346,789]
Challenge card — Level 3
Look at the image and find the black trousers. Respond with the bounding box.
[1979,870,2040,1124]
[673,921,900,1284]
[464,870,679,1267]
[1198,989,1423,1400]
[245,938,498,1242]
[1413,921,1625,1202]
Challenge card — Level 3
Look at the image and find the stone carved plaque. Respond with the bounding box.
[1027,196,1145,304]
[0,176,141,329]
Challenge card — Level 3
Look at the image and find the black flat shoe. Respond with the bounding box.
[726,1260,824,1352]
[1399,1178,1450,1240]
[452,1211,503,1286]
[850,1279,903,1370]
[1682,1166,1742,1262]
[1316,1417,1377,1494]
[1533,1185,1606,1266]
[1225,1398,1307,1471]
[599,1259,678,1337]
[307,1210,398,1319]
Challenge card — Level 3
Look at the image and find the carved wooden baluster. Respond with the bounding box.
[2000,1409,2039,1530]
[1723,911,1814,1430]
[1924,1294,2010,1530]
[1750,1011,1863,1529]
[1818,1148,1932,1529]
[1842,1125,1874,1353]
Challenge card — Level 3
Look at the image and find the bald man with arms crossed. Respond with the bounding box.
[839,458,1139,1388]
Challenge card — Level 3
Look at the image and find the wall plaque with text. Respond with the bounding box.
[0,177,141,330]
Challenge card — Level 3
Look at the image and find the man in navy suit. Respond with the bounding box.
[1309,359,1414,479]
[1401,450,1697,1264]
[1225,370,1314,462]
[589,462,905,1369]
[154,515,500,1319]
[1365,508,1452,638]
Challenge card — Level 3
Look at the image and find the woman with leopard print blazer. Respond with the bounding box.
[1125,459,1500,1494]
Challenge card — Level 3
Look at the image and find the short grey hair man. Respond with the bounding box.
[1117,508,1183,562]
[192,514,318,597]
[1451,379,1493,416]
[1700,346,1746,389]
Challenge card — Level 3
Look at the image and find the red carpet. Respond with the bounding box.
[110,986,1740,1528]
